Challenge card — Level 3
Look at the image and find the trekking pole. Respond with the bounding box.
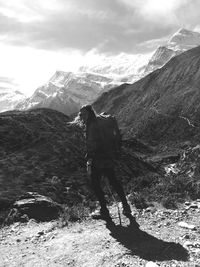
[105,180,122,226]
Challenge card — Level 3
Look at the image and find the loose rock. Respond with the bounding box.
[178,221,196,230]
[145,262,159,267]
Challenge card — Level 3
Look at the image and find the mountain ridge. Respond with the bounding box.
[16,71,116,115]
[2,28,200,115]
[93,45,200,145]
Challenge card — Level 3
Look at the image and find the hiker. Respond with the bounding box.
[74,104,133,221]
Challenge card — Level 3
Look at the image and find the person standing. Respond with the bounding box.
[74,104,136,222]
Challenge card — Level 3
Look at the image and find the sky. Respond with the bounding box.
[0,0,200,96]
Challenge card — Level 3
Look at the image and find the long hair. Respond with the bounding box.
[69,105,97,127]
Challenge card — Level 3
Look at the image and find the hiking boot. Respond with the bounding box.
[91,209,111,221]
[122,205,132,217]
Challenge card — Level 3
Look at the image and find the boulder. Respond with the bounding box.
[5,192,62,224]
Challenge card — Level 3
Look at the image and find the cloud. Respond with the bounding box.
[0,76,15,84]
[194,25,200,32]
[0,76,18,90]
[175,0,200,28]
[0,0,200,54]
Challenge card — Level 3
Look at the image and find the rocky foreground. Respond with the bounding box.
[1,200,200,267]
[1,107,200,266]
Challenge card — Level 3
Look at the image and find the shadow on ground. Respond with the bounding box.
[106,216,189,262]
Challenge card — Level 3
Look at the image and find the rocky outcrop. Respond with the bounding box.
[164,144,200,178]
[5,192,62,224]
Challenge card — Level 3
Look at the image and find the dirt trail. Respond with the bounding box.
[1,204,200,267]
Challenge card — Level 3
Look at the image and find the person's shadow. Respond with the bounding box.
[105,215,189,262]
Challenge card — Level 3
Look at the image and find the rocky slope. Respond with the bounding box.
[93,45,200,146]
[16,71,116,115]
[0,87,25,113]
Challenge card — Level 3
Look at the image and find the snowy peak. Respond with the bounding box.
[49,70,113,88]
[16,70,117,115]
[0,87,26,113]
[49,71,74,87]
[78,29,200,82]
[145,46,176,73]
[144,28,200,75]
[12,28,200,116]
[78,53,151,83]
[168,28,200,51]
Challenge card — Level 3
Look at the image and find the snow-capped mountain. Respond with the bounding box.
[16,71,117,115]
[79,53,151,83]
[0,87,26,113]
[168,28,200,51]
[144,28,200,74]
[79,29,200,83]
[14,28,200,116]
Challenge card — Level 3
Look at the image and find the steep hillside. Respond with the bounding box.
[0,108,86,207]
[93,46,200,146]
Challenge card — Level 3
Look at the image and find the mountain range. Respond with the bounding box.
[16,71,116,115]
[144,28,200,74]
[1,28,200,115]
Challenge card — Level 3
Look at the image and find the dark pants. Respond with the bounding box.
[90,164,129,212]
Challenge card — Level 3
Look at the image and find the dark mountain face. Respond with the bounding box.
[93,46,200,146]
[0,109,86,207]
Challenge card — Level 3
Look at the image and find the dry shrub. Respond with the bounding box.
[58,203,90,228]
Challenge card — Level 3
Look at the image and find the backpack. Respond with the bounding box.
[97,112,122,156]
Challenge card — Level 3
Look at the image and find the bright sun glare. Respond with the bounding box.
[0,44,85,96]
